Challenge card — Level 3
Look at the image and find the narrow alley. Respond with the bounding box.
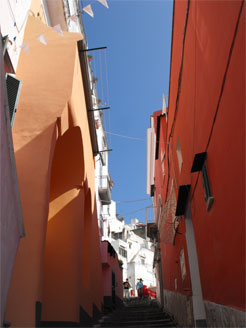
[0,0,245,328]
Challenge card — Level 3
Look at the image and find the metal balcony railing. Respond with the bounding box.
[98,175,112,205]
[145,206,158,241]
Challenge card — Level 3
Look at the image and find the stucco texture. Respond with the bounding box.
[0,33,23,326]
[5,15,103,327]
[154,0,245,325]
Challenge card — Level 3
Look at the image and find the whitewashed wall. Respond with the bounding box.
[0,0,31,71]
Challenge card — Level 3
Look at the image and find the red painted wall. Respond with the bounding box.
[153,111,192,297]
[101,241,123,300]
[154,0,245,312]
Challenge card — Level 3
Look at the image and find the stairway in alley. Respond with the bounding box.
[94,298,177,328]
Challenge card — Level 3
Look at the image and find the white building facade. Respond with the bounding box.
[102,212,157,296]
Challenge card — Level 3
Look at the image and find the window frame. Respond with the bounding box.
[202,163,214,211]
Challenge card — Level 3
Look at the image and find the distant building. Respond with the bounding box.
[93,89,113,237]
[101,241,123,311]
[101,204,156,296]
[147,1,245,327]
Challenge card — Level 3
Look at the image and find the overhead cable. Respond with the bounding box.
[116,198,152,204]
[105,131,145,141]
[118,205,155,217]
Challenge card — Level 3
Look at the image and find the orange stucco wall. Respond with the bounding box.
[45,0,68,30]
[5,15,103,327]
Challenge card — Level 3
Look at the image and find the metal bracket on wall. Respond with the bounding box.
[100,149,112,153]
[79,46,107,52]
[88,107,110,112]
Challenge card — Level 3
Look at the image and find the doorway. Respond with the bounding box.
[185,203,207,327]
[111,271,116,305]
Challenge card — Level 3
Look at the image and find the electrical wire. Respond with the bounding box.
[116,198,152,204]
[191,0,245,200]
[164,0,191,203]
[6,0,30,35]
[105,131,145,141]
[118,205,153,217]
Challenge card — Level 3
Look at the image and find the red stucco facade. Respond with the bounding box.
[101,241,123,310]
[151,1,245,327]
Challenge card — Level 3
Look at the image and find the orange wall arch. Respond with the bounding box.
[42,126,86,322]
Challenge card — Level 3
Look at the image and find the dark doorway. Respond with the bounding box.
[111,271,116,305]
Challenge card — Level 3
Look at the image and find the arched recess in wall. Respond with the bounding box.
[81,188,92,289]
[41,126,86,322]
[49,126,85,202]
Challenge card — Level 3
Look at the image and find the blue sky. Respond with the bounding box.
[81,0,173,223]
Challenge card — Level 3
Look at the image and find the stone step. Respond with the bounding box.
[119,308,162,313]
[104,313,170,321]
[95,299,177,328]
[100,318,175,327]
[99,323,176,328]
[98,326,175,328]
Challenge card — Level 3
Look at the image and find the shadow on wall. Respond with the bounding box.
[10,122,103,326]
[41,126,90,323]
[49,126,86,202]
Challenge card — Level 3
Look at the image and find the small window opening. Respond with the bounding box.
[176,137,183,173]
[180,248,187,280]
[202,163,214,211]
[119,246,127,258]
[140,256,145,265]
[161,150,165,178]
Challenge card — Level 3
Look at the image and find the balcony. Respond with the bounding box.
[147,223,158,241]
[98,175,112,205]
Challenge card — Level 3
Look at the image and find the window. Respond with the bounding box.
[95,119,100,129]
[119,247,127,258]
[128,242,132,249]
[92,95,97,107]
[157,195,162,225]
[176,137,183,173]
[141,257,145,265]
[111,232,122,240]
[101,137,107,166]
[161,150,165,178]
[180,248,187,280]
[202,164,214,211]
